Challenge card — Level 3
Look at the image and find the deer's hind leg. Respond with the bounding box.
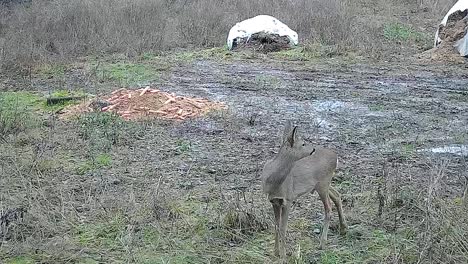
[271,198,290,260]
[329,186,347,235]
[316,182,332,249]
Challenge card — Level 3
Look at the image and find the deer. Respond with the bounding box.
[261,121,347,259]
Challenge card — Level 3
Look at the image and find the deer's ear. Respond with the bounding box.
[282,120,293,142]
[287,126,298,147]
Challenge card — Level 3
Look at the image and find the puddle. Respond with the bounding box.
[420,145,468,156]
[312,100,386,117]
[313,100,346,111]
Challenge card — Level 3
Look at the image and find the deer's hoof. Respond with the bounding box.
[318,243,324,250]
[340,225,348,236]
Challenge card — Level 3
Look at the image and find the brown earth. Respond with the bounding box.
[232,32,293,53]
[422,9,468,62]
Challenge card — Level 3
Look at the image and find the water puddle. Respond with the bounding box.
[311,100,385,117]
[419,145,468,156]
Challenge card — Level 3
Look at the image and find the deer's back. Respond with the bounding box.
[290,147,337,199]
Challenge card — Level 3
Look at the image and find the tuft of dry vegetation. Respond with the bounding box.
[0,0,454,70]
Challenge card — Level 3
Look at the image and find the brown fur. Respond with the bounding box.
[261,121,347,260]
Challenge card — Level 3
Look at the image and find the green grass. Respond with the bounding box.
[95,153,112,166]
[296,228,419,264]
[383,23,427,44]
[43,89,88,112]
[96,62,158,86]
[401,143,416,158]
[127,198,271,263]
[273,41,356,61]
[0,90,85,131]
[75,153,112,175]
[0,91,43,135]
[175,139,192,153]
[171,47,233,63]
[368,104,385,112]
[273,47,316,61]
[4,256,36,264]
[77,112,124,149]
[49,89,86,98]
[76,215,126,249]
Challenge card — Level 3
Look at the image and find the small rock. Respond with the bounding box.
[107,176,122,185]
[90,99,110,111]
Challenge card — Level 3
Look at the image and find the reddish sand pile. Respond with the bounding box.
[58,87,227,121]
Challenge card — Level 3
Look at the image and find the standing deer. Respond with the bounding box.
[261,121,347,259]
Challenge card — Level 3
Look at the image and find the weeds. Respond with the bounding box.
[0,92,42,137]
[96,62,158,87]
[76,153,112,175]
[175,139,191,154]
[34,63,68,79]
[0,0,380,68]
[77,112,124,150]
[254,75,282,90]
[383,23,427,44]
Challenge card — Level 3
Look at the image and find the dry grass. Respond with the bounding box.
[1,83,467,263]
[0,0,454,70]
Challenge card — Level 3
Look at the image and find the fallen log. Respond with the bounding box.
[46,96,86,105]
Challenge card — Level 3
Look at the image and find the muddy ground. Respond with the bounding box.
[1,52,468,263]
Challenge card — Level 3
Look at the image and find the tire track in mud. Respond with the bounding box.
[163,60,468,135]
[160,59,468,191]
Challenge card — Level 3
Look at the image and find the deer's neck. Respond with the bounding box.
[265,154,296,186]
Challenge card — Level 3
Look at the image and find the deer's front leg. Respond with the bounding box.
[317,185,332,249]
[272,202,282,257]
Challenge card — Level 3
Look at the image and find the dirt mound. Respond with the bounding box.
[58,87,226,121]
[231,32,292,53]
[420,9,468,63]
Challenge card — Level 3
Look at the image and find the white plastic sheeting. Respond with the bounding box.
[434,0,468,56]
[226,15,298,50]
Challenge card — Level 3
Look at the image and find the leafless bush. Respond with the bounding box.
[419,0,458,15]
[0,0,359,68]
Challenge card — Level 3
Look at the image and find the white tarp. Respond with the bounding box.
[434,0,468,56]
[226,15,298,50]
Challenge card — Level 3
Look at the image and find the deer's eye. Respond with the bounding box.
[302,143,306,146]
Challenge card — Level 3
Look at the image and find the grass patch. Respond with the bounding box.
[75,215,126,251]
[302,228,419,263]
[75,153,112,175]
[255,75,282,89]
[170,47,234,63]
[175,139,192,154]
[401,143,416,158]
[368,104,385,112]
[95,153,112,166]
[96,62,158,86]
[49,89,86,98]
[44,89,88,112]
[383,23,427,44]
[3,256,36,264]
[34,63,68,78]
[77,112,125,149]
[0,91,43,136]
[272,43,354,61]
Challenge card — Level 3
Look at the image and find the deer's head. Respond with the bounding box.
[277,121,315,162]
